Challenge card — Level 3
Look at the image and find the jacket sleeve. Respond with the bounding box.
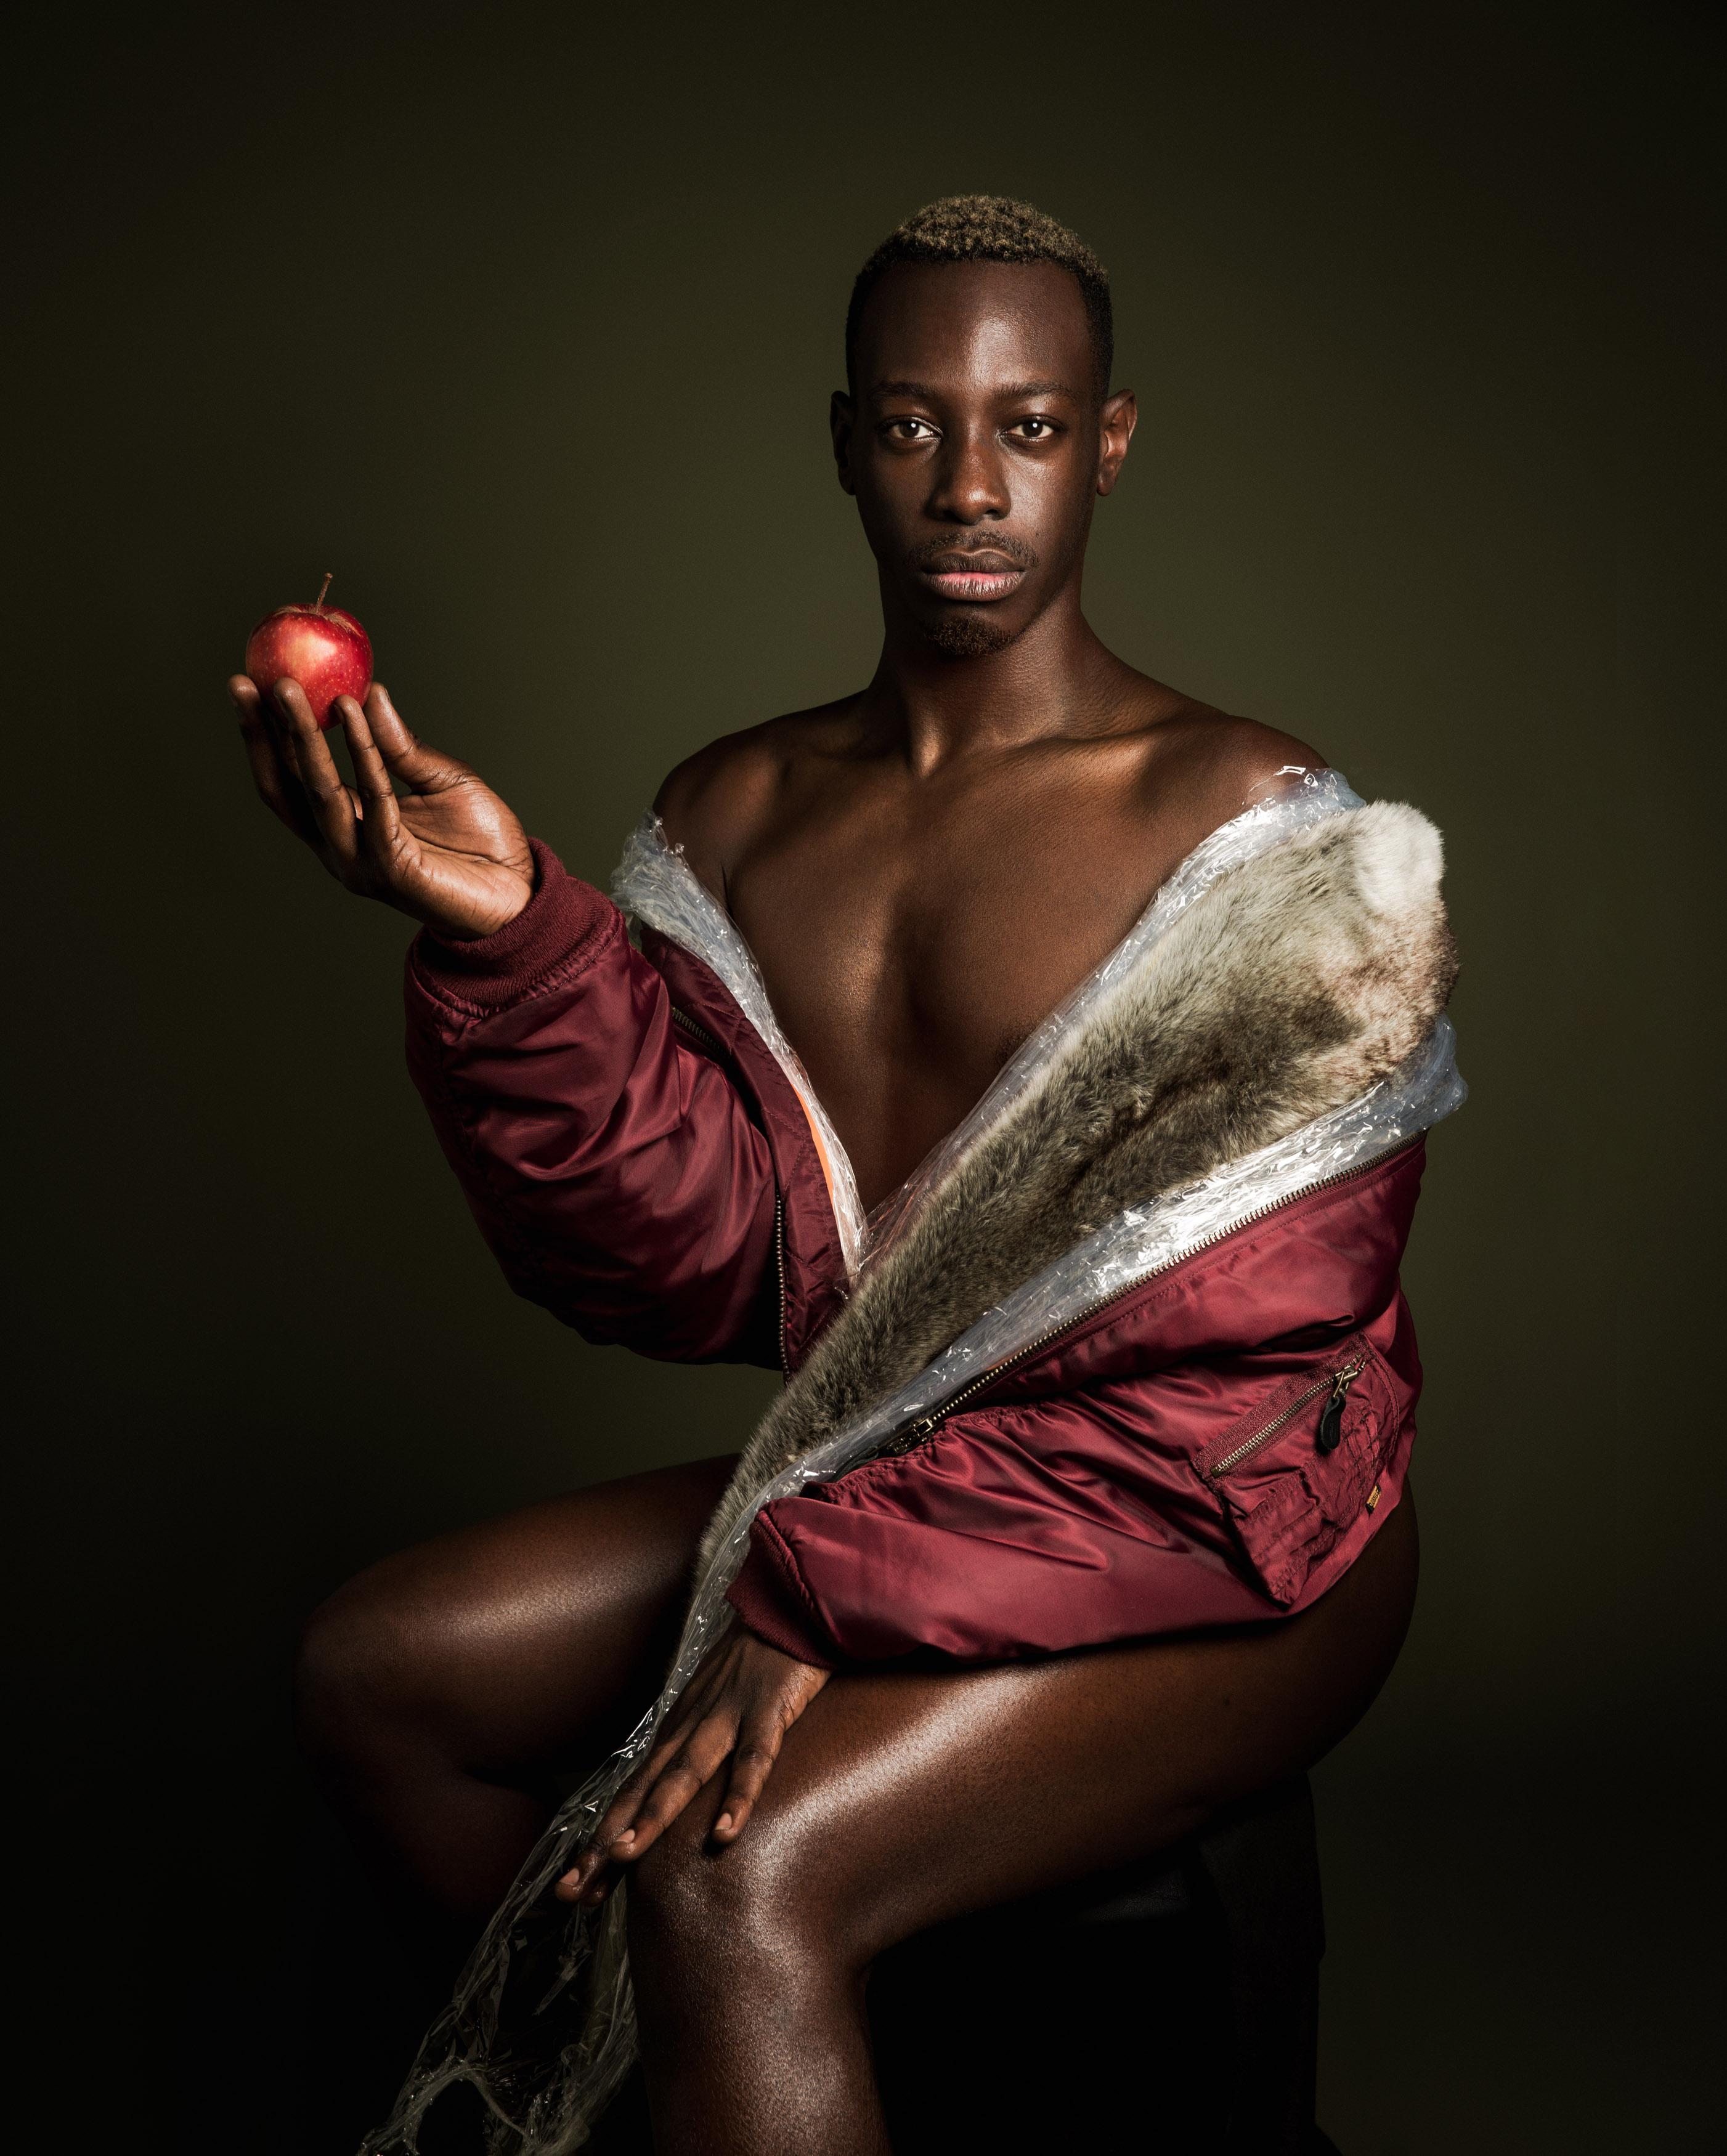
[727,1333,1415,1664]
[404,840,780,1364]
[725,1388,1277,1664]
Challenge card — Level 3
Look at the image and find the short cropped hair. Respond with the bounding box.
[845,195,1113,396]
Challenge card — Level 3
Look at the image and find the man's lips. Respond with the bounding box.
[915,557,1027,602]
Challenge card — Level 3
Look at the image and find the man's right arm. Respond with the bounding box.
[404,845,781,1363]
[231,673,781,1365]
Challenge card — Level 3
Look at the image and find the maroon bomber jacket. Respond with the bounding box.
[404,838,1432,1669]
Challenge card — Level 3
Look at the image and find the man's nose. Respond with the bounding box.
[925,426,1009,524]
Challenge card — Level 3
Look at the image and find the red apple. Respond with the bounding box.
[245,572,373,729]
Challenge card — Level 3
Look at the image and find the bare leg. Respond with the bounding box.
[294,1453,737,1970]
[627,1494,1420,2156]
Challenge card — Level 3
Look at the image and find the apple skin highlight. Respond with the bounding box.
[245,580,372,729]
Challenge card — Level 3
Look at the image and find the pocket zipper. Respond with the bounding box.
[670,1006,726,1056]
[876,1145,1415,1460]
[1314,1359,1365,1456]
[1206,1356,1365,1480]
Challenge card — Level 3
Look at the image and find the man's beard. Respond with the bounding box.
[926,612,1024,659]
[904,532,1038,660]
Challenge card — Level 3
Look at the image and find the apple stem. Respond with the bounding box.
[315,570,333,609]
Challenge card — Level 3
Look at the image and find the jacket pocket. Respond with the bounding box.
[1198,1336,1396,1606]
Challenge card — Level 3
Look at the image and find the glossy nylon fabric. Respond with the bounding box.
[370,772,1465,2153]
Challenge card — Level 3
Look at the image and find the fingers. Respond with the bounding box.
[336,697,404,862]
[365,683,467,790]
[272,679,360,867]
[555,1707,738,1907]
[566,1719,708,1892]
[231,676,316,840]
[363,682,417,763]
[554,1724,688,1902]
[250,676,308,788]
[712,1712,788,1845]
[591,1726,691,1854]
[616,1712,739,1853]
[551,1640,823,1908]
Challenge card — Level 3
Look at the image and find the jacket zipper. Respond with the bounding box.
[1206,1356,1365,1480]
[670,1007,726,1057]
[773,1194,788,1376]
[877,1144,1415,1457]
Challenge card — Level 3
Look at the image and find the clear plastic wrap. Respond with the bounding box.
[369,774,1465,2154]
[612,817,869,1279]
[861,766,1371,1266]
[610,769,1368,1283]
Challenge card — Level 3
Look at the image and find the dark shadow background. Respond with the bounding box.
[9,2,1722,2147]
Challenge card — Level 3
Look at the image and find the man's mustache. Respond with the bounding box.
[906,533,1039,572]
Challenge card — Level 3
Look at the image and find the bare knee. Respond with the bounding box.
[628,1803,797,1964]
[293,1558,445,1783]
[628,1799,859,2002]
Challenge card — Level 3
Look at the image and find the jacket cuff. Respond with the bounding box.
[406,839,618,1015]
[726,1516,839,1669]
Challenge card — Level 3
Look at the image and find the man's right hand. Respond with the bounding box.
[230,676,537,941]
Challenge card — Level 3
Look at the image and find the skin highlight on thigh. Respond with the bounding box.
[622,1496,1417,2155]
[295,1452,738,1933]
[635,1493,1418,1968]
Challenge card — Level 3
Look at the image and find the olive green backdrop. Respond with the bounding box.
[9,2,1721,2149]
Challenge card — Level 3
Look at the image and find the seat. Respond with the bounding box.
[869,1773,1337,2155]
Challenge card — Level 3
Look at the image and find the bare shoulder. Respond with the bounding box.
[1128,694,1330,837]
[653,696,860,899]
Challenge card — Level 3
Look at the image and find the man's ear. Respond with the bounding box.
[831,390,857,496]
[1096,389,1137,498]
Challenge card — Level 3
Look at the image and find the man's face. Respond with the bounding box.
[834,260,1134,657]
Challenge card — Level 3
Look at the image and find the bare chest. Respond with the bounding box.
[725,774,1201,1210]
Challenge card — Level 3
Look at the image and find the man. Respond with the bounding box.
[232,198,1457,2154]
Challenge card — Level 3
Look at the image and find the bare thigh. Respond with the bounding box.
[296,1451,738,1926]
[633,1493,1420,1969]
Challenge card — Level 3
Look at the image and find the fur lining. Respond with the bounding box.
[699,803,1454,1572]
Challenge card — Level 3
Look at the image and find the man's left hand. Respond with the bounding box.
[556,1629,829,1906]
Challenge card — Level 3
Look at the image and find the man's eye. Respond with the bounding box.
[1012,418,1056,440]
[887,419,935,440]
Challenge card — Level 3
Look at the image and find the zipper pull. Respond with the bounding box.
[1315,1359,1365,1455]
[888,1414,940,1455]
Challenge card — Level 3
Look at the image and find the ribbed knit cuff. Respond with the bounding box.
[726,1516,839,1669]
[406,838,619,1015]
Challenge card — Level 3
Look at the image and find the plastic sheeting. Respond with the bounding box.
[368,773,1465,2153]
[612,817,869,1280]
[859,765,1373,1266]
